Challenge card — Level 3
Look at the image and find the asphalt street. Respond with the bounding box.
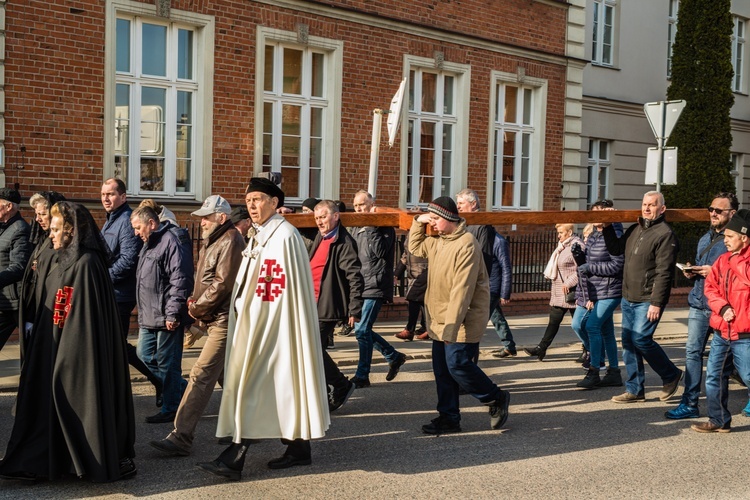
[0,310,749,499]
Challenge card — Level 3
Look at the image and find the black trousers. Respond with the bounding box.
[320,321,348,390]
[538,306,575,350]
[0,310,17,352]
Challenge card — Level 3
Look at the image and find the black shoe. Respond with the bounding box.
[351,376,371,388]
[145,411,176,424]
[523,346,546,361]
[196,460,242,481]
[155,382,164,408]
[338,323,354,337]
[267,454,311,470]
[0,470,42,482]
[422,415,462,435]
[576,369,600,389]
[488,390,511,429]
[597,367,623,387]
[575,348,589,364]
[329,380,356,412]
[492,348,517,358]
[119,458,137,480]
[150,438,190,457]
[386,353,407,381]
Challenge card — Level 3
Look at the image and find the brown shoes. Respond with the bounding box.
[691,421,731,433]
[395,329,414,341]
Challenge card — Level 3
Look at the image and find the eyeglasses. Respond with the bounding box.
[707,207,729,215]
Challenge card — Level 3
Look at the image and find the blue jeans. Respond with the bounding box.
[704,334,750,427]
[681,307,712,407]
[432,340,502,422]
[354,298,400,379]
[489,293,515,351]
[137,327,187,413]
[572,299,620,370]
[620,298,681,396]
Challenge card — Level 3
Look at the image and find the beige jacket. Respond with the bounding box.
[408,217,490,343]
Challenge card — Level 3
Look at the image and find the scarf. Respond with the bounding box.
[543,237,571,280]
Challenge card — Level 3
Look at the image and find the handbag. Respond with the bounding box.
[558,269,576,303]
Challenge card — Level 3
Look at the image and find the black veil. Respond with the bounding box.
[53,202,112,270]
[28,191,66,245]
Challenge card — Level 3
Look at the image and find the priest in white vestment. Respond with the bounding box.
[197,177,330,481]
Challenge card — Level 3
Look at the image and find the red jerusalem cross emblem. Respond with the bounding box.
[255,259,286,301]
[53,286,74,328]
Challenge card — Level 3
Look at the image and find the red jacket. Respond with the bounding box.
[705,245,750,341]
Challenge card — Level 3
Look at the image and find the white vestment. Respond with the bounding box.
[217,214,330,440]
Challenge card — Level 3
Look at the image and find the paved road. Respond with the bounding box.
[0,310,749,499]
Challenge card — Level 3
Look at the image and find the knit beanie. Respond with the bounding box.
[427,196,460,223]
[726,208,750,235]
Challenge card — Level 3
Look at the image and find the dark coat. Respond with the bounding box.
[101,203,142,304]
[352,225,395,301]
[310,224,364,322]
[466,223,496,276]
[576,227,624,304]
[489,233,512,299]
[0,212,32,311]
[135,222,194,329]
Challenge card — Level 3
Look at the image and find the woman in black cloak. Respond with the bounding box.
[0,202,136,482]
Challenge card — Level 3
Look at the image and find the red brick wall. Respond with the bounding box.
[4,0,568,215]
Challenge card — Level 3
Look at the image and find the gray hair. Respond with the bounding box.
[643,190,665,206]
[455,188,481,210]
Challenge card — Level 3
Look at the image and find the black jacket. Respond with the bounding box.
[352,225,395,301]
[0,212,32,311]
[603,215,678,307]
[310,224,364,322]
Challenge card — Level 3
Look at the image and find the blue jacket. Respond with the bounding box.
[687,229,728,310]
[489,233,512,299]
[135,222,194,329]
[576,224,624,305]
[101,203,142,303]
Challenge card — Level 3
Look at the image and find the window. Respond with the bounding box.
[587,140,610,207]
[592,0,616,66]
[667,0,679,78]
[489,72,546,211]
[406,68,458,205]
[731,153,743,197]
[257,28,342,202]
[113,10,209,197]
[732,16,746,93]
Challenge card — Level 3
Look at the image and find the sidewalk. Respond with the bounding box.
[0,307,691,391]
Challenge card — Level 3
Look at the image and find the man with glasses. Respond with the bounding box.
[665,193,737,419]
[603,191,683,404]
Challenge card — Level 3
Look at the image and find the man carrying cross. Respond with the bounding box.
[197,178,329,481]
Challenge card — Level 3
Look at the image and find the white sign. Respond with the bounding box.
[644,100,686,140]
[387,78,407,147]
[645,147,678,185]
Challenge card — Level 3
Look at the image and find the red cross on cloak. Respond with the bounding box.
[255,259,286,301]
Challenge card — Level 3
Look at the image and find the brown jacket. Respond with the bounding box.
[188,220,245,329]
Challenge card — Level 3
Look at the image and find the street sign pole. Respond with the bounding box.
[644,99,686,191]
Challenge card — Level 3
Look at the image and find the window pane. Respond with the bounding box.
[142,23,167,77]
[599,141,608,160]
[282,104,301,136]
[281,137,300,166]
[264,45,275,92]
[263,102,273,168]
[281,166,300,197]
[116,19,131,73]
[419,121,435,203]
[523,89,532,125]
[443,76,454,115]
[177,29,193,80]
[310,107,323,138]
[421,72,437,113]
[115,84,130,180]
[176,91,192,192]
[442,124,453,178]
[140,87,165,156]
[283,48,303,95]
[311,52,324,97]
[309,166,322,198]
[408,70,416,111]
[504,86,518,123]
[407,120,415,205]
[502,131,516,206]
[140,158,165,192]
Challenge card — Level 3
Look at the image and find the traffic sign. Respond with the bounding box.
[644,100,686,140]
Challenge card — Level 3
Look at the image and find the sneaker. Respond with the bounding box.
[611,392,646,404]
[183,326,204,349]
[664,403,700,420]
[337,323,354,337]
[350,376,370,388]
[492,348,517,359]
[523,346,546,361]
[691,421,731,433]
[329,380,356,412]
[415,331,430,340]
[597,368,623,387]
[488,390,511,429]
[422,415,461,435]
[743,400,750,417]
[660,370,684,401]
[395,329,414,341]
[576,369,600,389]
[386,353,407,381]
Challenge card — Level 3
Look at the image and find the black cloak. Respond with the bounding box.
[0,202,135,482]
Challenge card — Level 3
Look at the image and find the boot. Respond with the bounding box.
[576,368,600,389]
[523,346,547,361]
[597,367,623,387]
[197,439,253,481]
[575,347,588,364]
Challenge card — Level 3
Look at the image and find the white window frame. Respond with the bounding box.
[400,55,470,208]
[587,139,611,207]
[255,28,343,204]
[104,0,214,200]
[667,0,679,79]
[731,153,743,198]
[592,0,617,66]
[488,71,547,211]
[732,16,746,93]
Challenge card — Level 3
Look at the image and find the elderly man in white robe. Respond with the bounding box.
[196,177,330,481]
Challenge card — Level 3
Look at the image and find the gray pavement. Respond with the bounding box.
[3,308,750,499]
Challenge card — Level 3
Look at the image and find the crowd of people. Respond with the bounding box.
[0,179,747,484]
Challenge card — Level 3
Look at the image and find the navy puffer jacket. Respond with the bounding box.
[575,224,624,305]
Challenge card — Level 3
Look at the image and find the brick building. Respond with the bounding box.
[0,0,582,222]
